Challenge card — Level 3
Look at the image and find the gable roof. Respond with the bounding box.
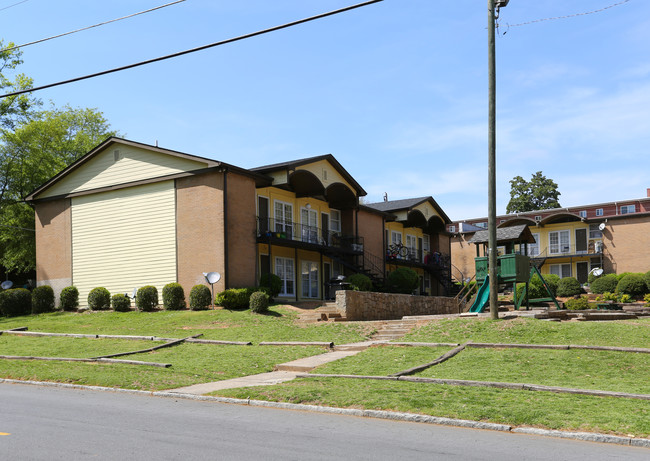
[467,224,536,245]
[252,154,367,197]
[365,196,452,224]
[25,137,272,202]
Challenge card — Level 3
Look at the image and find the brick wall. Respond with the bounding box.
[225,171,257,288]
[450,234,479,280]
[35,198,72,304]
[602,215,650,273]
[176,171,225,297]
[336,290,459,320]
[356,209,385,276]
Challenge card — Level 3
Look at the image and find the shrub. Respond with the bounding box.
[644,271,650,293]
[596,291,618,302]
[619,294,633,303]
[590,274,619,294]
[136,285,159,312]
[565,296,590,310]
[259,273,281,298]
[616,272,633,282]
[0,288,31,317]
[556,277,582,297]
[644,293,650,306]
[515,274,559,302]
[215,288,253,309]
[616,273,648,298]
[88,287,111,311]
[111,294,131,312]
[346,273,373,292]
[386,267,419,294]
[189,285,212,311]
[162,283,186,310]
[249,291,270,313]
[31,285,55,314]
[587,270,603,285]
[59,286,79,311]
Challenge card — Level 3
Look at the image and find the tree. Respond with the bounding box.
[0,39,39,130]
[506,171,561,213]
[0,106,120,273]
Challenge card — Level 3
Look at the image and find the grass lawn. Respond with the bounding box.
[216,378,650,438]
[401,316,650,347]
[0,335,323,391]
[0,306,374,343]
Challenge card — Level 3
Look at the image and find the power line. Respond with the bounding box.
[1,0,187,54]
[506,0,631,28]
[0,0,384,100]
[0,0,29,13]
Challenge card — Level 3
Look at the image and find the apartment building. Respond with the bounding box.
[27,137,453,306]
[449,191,650,284]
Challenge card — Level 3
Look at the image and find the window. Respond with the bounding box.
[528,233,540,256]
[620,204,635,214]
[448,225,456,233]
[329,209,341,233]
[391,231,402,245]
[534,215,542,222]
[596,208,603,216]
[405,234,417,259]
[301,261,319,298]
[550,264,572,278]
[300,207,318,243]
[275,257,294,296]
[422,235,430,263]
[475,222,487,229]
[274,201,293,236]
[589,224,602,239]
[549,230,570,255]
[579,210,587,218]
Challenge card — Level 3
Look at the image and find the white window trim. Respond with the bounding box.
[620,204,635,214]
[329,209,342,233]
[391,231,402,245]
[275,256,295,297]
[548,229,571,255]
[300,206,318,243]
[274,200,293,233]
[301,260,319,299]
[550,263,572,278]
[596,208,604,216]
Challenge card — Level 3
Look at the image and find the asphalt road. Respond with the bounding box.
[1,383,647,460]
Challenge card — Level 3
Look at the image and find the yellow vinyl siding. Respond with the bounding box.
[40,145,209,199]
[71,181,177,306]
[298,159,356,194]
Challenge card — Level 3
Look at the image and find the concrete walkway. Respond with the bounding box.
[168,341,386,395]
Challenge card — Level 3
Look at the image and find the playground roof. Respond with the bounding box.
[467,224,536,245]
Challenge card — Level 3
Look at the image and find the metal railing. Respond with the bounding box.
[257,217,363,252]
[515,243,602,258]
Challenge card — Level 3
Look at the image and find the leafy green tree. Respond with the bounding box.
[0,40,38,130]
[506,171,561,213]
[0,106,119,273]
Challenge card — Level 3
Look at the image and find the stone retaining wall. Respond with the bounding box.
[336,291,459,321]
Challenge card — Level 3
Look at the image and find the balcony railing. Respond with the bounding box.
[515,242,603,258]
[386,246,451,268]
[257,217,363,252]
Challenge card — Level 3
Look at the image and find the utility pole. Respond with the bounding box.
[487,0,507,320]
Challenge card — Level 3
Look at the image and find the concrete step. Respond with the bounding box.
[274,350,362,372]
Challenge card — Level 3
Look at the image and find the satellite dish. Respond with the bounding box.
[203,272,221,284]
[598,222,606,231]
[589,267,604,277]
[127,288,138,299]
[1,280,13,290]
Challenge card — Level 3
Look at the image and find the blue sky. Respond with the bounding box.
[2,0,649,220]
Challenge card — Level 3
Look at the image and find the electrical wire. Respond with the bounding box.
[0,0,384,100]
[506,0,631,28]
[0,0,29,13]
[1,0,187,54]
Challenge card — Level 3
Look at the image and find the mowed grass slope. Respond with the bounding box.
[216,317,650,437]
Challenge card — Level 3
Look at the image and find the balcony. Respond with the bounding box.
[386,246,451,269]
[515,242,603,259]
[257,217,363,254]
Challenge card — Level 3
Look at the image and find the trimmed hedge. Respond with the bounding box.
[249,291,270,313]
[386,267,419,294]
[346,273,373,292]
[111,294,132,312]
[565,296,590,310]
[162,283,186,310]
[136,286,159,312]
[0,288,31,317]
[59,286,79,312]
[516,274,559,302]
[616,273,648,297]
[31,285,55,314]
[556,277,582,297]
[215,288,254,309]
[189,285,212,311]
[88,287,111,311]
[590,274,619,294]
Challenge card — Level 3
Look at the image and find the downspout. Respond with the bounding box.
[223,168,229,289]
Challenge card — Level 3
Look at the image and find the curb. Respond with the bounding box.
[1,378,648,448]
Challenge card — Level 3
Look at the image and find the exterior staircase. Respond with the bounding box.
[369,318,418,341]
[297,302,346,323]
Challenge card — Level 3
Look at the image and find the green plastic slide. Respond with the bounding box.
[469,274,490,313]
